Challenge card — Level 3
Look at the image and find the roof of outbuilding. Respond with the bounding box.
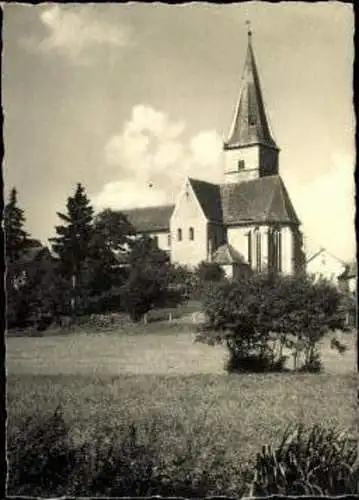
[122,205,175,233]
[212,243,248,265]
[220,175,300,226]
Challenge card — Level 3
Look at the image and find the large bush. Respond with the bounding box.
[200,273,347,372]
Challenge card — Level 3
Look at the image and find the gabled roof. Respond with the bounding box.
[188,178,222,222]
[122,205,174,233]
[121,175,299,232]
[221,175,300,226]
[306,248,345,265]
[212,243,248,265]
[224,31,277,150]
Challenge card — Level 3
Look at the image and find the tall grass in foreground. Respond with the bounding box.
[7,409,359,497]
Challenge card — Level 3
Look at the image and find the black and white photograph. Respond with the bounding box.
[3,2,357,497]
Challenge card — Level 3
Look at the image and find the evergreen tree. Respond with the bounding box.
[4,188,29,263]
[49,183,94,314]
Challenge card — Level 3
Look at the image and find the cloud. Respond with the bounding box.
[22,5,131,65]
[93,180,168,211]
[95,104,223,209]
[285,152,355,262]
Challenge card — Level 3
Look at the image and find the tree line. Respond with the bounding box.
[5,183,210,329]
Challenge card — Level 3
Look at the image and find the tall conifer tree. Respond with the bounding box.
[50,183,94,313]
[4,188,29,263]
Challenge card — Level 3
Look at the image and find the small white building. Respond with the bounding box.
[305,248,346,286]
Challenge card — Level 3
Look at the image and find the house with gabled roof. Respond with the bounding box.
[306,247,347,286]
[123,28,305,277]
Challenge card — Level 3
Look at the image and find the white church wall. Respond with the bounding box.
[227,225,269,271]
[227,226,249,260]
[170,180,208,267]
[281,226,294,275]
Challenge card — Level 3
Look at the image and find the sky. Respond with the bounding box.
[3,2,355,262]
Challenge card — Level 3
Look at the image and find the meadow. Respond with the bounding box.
[6,325,358,495]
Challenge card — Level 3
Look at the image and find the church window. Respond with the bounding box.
[273,229,282,273]
[177,228,182,241]
[256,230,262,271]
[238,160,245,170]
[278,231,282,272]
[153,235,159,246]
[246,231,252,267]
[167,234,171,247]
[189,227,195,241]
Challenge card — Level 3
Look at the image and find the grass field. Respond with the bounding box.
[7,327,357,470]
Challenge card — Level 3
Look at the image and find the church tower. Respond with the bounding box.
[224,26,279,184]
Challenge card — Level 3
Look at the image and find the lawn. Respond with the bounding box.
[6,326,358,495]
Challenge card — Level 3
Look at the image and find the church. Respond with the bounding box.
[123,29,305,278]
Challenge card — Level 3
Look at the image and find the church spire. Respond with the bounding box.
[224,25,278,150]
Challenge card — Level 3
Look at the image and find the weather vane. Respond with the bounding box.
[245,19,252,37]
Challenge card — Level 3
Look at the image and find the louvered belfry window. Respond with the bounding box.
[238,160,245,170]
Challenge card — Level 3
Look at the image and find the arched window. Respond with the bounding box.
[271,228,282,273]
[177,228,182,241]
[189,227,194,241]
[255,229,262,272]
[268,227,281,273]
[167,234,171,247]
[153,235,159,246]
[246,231,252,267]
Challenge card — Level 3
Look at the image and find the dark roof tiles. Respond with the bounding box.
[225,34,277,150]
[122,205,174,233]
[221,175,300,225]
[122,175,299,233]
[212,243,248,265]
[188,178,222,222]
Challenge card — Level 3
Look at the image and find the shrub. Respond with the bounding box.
[200,273,347,373]
[247,423,359,496]
[226,352,288,373]
[196,261,225,283]
[7,407,72,496]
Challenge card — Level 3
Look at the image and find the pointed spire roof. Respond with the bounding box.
[225,27,278,150]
